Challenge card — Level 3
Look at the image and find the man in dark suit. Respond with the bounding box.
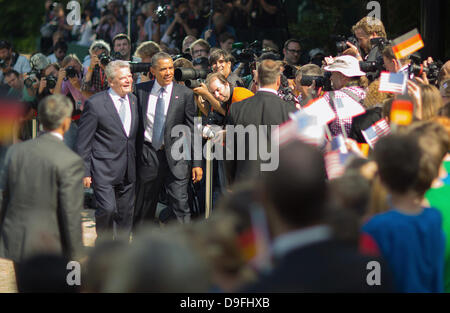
[225,59,297,183]
[133,52,203,227]
[0,94,84,264]
[242,141,393,292]
[77,60,138,242]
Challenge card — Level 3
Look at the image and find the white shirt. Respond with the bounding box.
[272,225,332,259]
[258,87,278,95]
[49,131,64,141]
[109,88,132,137]
[144,81,173,144]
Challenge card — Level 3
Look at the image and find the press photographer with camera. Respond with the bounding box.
[81,40,111,95]
[294,64,325,107]
[0,40,31,85]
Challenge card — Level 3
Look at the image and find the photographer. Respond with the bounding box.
[210,49,244,88]
[344,17,387,62]
[294,64,324,107]
[36,63,60,102]
[382,44,410,74]
[47,40,68,66]
[112,34,139,62]
[134,40,162,83]
[0,40,31,85]
[81,40,111,95]
[161,3,197,50]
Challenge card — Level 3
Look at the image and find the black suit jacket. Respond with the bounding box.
[76,90,138,185]
[226,90,297,182]
[349,107,383,143]
[134,80,201,181]
[243,239,394,293]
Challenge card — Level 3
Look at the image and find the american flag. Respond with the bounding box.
[379,71,407,94]
[274,111,325,147]
[324,135,353,180]
[301,96,336,125]
[324,150,353,180]
[361,118,391,149]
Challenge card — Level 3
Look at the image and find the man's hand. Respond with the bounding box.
[343,41,362,61]
[83,177,92,188]
[192,167,203,183]
[193,83,210,97]
[90,54,100,68]
[57,68,66,82]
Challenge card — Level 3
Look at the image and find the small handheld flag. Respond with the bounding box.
[390,99,414,126]
[361,118,391,149]
[392,28,424,60]
[379,71,407,94]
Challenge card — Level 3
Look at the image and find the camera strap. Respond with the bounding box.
[339,88,364,106]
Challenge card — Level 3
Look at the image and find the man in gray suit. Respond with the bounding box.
[0,94,84,265]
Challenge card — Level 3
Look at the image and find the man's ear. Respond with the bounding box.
[62,117,71,134]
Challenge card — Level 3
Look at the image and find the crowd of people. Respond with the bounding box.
[0,1,450,294]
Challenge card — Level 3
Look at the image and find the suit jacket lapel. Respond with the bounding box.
[103,91,127,137]
[165,83,178,126]
[128,93,138,137]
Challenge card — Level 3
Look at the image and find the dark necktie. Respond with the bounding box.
[152,87,165,150]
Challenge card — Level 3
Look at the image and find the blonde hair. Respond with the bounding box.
[134,41,161,59]
[352,16,387,38]
[421,84,443,120]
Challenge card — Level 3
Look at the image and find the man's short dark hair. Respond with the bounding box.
[297,64,323,78]
[0,40,12,50]
[151,52,172,67]
[38,94,73,130]
[112,33,131,46]
[209,49,234,66]
[262,140,328,227]
[283,38,301,50]
[4,69,19,78]
[373,134,422,195]
[54,40,68,52]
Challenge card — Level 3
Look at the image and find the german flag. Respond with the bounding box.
[390,99,414,126]
[392,28,424,60]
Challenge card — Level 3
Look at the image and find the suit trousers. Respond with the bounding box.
[93,178,135,242]
[133,143,190,229]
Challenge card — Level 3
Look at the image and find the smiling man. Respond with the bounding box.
[133,52,203,227]
[76,60,139,243]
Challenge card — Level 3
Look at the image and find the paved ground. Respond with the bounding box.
[0,209,97,293]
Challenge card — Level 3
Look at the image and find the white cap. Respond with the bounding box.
[324,55,365,77]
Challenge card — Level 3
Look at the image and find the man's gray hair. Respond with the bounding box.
[38,94,73,131]
[89,39,111,55]
[105,60,130,81]
[151,52,172,68]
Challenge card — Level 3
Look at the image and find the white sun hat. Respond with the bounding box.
[324,55,366,77]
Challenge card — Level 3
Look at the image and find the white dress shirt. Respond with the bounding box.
[258,87,278,95]
[109,88,132,137]
[144,80,173,144]
[49,131,64,141]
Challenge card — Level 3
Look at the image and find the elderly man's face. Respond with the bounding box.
[109,66,133,97]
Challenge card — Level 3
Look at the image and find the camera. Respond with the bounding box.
[98,52,111,66]
[129,62,152,74]
[174,67,208,82]
[65,66,78,78]
[154,5,170,24]
[334,35,359,54]
[231,41,261,64]
[0,59,7,69]
[24,71,41,89]
[283,64,297,80]
[408,62,442,85]
[45,75,58,89]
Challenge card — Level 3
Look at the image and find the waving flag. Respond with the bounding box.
[392,28,424,60]
[379,71,407,94]
[362,119,391,149]
[390,99,414,126]
[275,111,325,147]
[301,96,336,125]
[334,97,365,120]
